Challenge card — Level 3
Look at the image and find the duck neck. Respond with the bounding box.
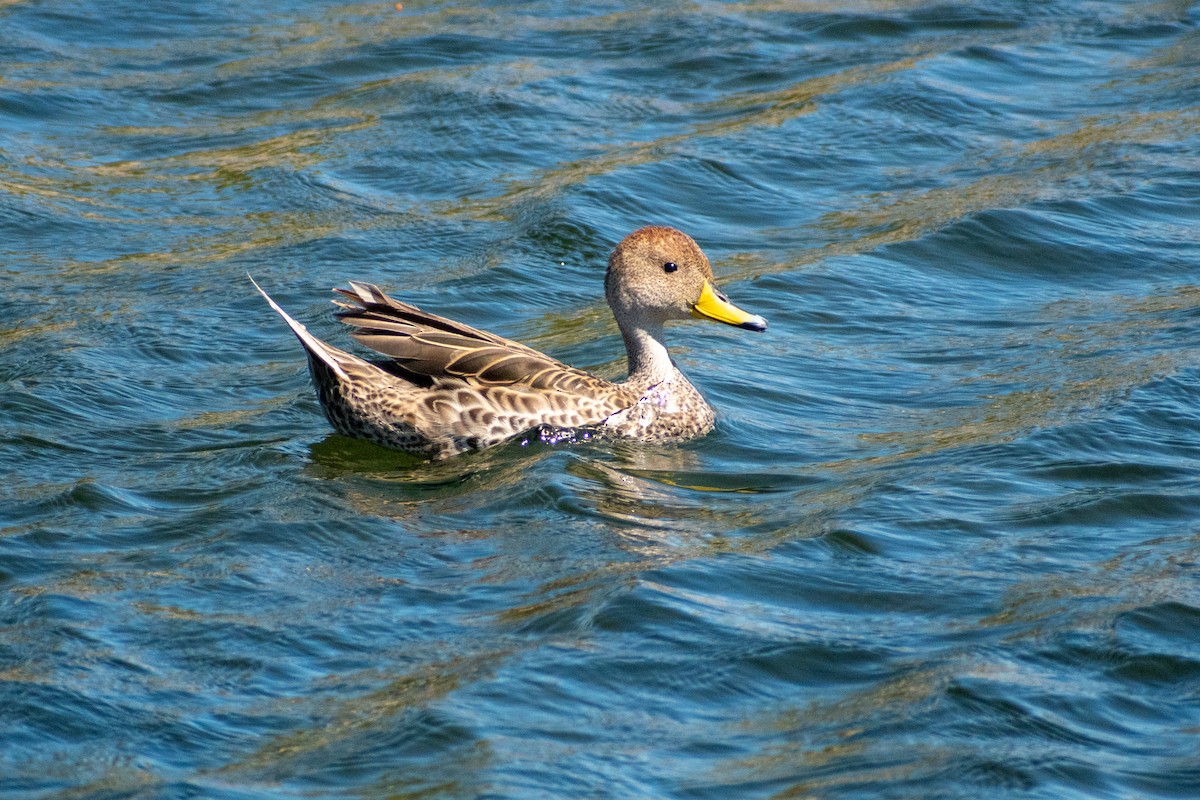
[622,321,677,389]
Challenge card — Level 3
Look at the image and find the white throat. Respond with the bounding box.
[622,321,677,388]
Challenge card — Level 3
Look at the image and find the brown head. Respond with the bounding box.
[604,226,767,332]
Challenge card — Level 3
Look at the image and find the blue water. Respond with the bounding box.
[4,1,1200,797]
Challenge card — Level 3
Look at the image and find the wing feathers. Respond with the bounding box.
[332,282,621,397]
[335,283,525,347]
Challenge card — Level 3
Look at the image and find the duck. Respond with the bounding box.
[253,225,767,459]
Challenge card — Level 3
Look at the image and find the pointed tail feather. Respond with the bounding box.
[250,275,350,382]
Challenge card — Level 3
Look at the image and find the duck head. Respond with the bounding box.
[605,226,767,333]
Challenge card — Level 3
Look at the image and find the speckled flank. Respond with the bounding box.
[259,227,764,459]
[313,361,636,459]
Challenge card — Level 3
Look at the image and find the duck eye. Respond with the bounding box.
[663,262,678,273]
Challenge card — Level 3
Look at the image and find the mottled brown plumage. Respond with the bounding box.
[254,226,767,459]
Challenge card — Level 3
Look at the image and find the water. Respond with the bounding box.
[3,1,1200,797]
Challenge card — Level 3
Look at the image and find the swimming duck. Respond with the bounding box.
[254,226,767,459]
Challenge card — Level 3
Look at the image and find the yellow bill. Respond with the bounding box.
[691,280,768,331]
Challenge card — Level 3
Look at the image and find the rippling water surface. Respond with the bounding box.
[4,1,1200,797]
